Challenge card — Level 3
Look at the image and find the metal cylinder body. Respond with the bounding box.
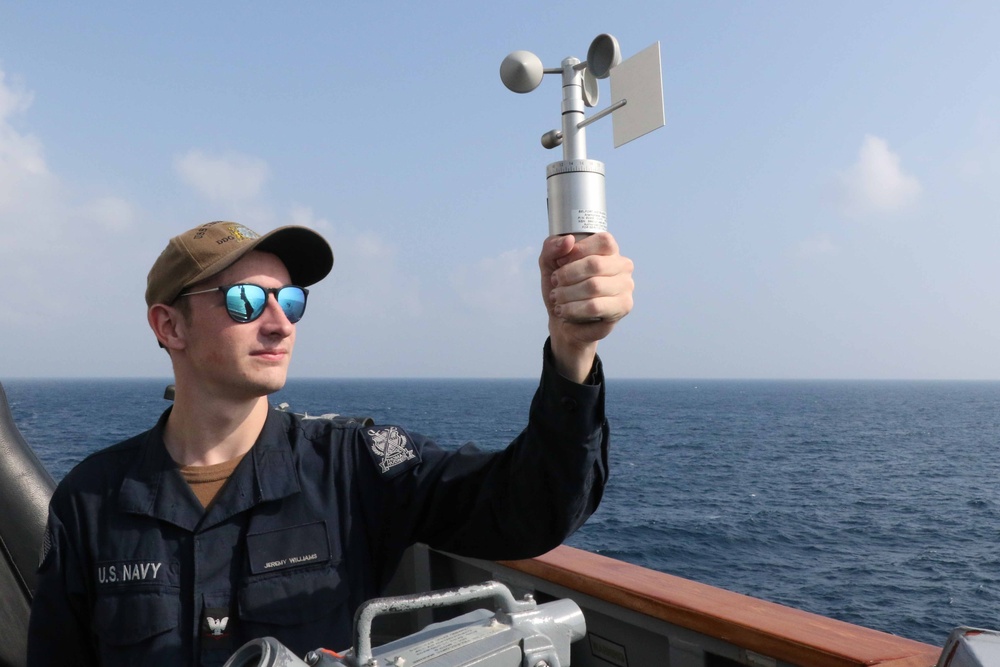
[222,637,311,667]
[546,159,607,236]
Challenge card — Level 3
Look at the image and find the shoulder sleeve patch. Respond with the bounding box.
[361,426,421,477]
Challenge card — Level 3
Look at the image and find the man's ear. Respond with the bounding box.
[148,304,187,351]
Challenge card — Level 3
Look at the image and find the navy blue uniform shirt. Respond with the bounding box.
[28,344,609,666]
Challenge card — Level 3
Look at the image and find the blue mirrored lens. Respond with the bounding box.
[225,285,267,322]
[276,287,307,323]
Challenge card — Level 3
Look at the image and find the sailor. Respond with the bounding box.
[27,221,634,666]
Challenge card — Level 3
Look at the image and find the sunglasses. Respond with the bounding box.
[177,283,309,324]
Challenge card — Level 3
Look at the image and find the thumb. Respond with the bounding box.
[540,234,575,269]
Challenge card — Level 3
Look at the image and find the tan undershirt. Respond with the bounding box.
[179,453,247,508]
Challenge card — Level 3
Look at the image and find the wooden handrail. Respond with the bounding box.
[499,545,941,667]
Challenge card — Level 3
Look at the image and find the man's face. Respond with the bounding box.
[178,250,297,400]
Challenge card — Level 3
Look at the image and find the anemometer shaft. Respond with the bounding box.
[559,58,587,160]
[547,57,608,237]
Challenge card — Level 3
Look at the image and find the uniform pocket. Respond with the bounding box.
[92,589,182,666]
[94,589,180,645]
[239,563,346,626]
[238,563,352,656]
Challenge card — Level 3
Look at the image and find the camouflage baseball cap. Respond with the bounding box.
[145,221,333,306]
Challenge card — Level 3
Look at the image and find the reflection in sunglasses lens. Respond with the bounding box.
[226,285,266,322]
[277,288,306,323]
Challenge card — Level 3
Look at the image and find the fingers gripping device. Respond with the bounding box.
[499,34,665,236]
[223,581,585,667]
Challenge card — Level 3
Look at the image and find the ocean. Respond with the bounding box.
[4,376,1000,647]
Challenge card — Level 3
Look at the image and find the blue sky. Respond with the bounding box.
[2,3,999,379]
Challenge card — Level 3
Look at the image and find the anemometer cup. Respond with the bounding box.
[586,33,622,79]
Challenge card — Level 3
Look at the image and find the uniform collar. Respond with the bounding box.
[118,406,301,531]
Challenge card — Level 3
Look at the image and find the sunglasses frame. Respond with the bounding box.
[177,283,309,324]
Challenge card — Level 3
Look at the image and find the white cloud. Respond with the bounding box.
[793,233,838,258]
[78,196,136,231]
[0,68,33,118]
[174,149,270,204]
[838,135,921,216]
[0,66,63,325]
[290,211,423,318]
[451,246,537,317]
[0,66,142,345]
[338,232,422,316]
[288,204,333,233]
[0,69,51,213]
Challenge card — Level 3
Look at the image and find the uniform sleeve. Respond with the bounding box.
[27,503,99,667]
[369,338,609,561]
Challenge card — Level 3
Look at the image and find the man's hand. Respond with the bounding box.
[540,232,634,383]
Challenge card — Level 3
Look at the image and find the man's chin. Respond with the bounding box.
[260,376,288,396]
[239,371,289,399]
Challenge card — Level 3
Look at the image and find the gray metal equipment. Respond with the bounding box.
[500,34,665,237]
[937,628,1000,667]
[223,580,586,667]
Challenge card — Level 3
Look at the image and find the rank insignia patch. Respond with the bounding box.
[365,426,417,475]
[201,605,233,653]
